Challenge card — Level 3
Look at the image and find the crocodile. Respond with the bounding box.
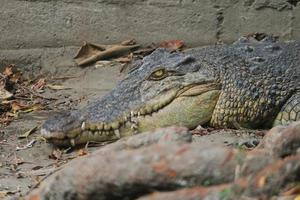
[41,37,300,146]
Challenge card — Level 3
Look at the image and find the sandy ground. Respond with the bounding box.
[0,62,263,199]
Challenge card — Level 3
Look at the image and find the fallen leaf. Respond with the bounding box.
[158,39,184,51]
[6,112,17,117]
[0,87,13,100]
[0,74,13,100]
[10,71,22,83]
[115,57,131,63]
[3,66,14,77]
[18,126,38,139]
[74,41,139,66]
[114,53,134,63]
[77,148,89,156]
[11,101,30,113]
[31,78,46,90]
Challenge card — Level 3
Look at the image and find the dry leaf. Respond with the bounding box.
[3,66,13,77]
[5,112,17,117]
[0,65,55,126]
[11,101,30,113]
[115,53,134,63]
[10,71,22,83]
[32,78,46,90]
[0,87,13,100]
[77,148,89,156]
[158,39,184,51]
[74,41,139,66]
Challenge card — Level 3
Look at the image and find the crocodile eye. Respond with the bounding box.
[148,68,168,81]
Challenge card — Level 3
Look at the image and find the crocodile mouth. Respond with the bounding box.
[41,83,220,146]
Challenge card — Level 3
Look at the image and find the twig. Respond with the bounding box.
[20,86,58,100]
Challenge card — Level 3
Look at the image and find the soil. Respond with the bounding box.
[0,62,263,199]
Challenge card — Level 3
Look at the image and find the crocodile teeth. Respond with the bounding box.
[114,129,121,138]
[81,122,86,130]
[95,131,102,135]
[70,139,76,146]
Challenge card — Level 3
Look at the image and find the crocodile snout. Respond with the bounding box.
[41,111,83,140]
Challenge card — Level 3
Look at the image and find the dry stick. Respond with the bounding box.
[20,86,58,100]
[77,44,140,66]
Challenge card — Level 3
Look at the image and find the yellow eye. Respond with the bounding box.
[149,69,167,80]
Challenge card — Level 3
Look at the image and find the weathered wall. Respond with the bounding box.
[0,0,299,69]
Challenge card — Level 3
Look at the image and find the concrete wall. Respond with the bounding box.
[0,0,300,70]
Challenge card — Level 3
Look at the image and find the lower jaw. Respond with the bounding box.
[49,89,220,146]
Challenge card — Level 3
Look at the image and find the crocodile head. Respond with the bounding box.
[41,48,220,146]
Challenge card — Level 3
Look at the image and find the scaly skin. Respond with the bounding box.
[41,37,300,146]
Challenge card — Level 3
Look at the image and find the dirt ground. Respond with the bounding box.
[0,62,264,199]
